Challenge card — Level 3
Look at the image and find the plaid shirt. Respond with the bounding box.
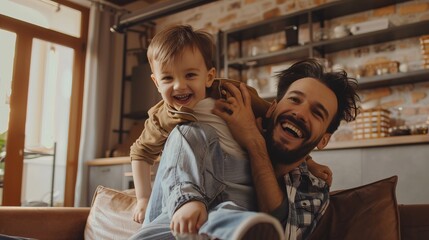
[273,161,330,240]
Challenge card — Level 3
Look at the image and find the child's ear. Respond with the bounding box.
[316,133,332,150]
[205,67,216,87]
[151,74,161,93]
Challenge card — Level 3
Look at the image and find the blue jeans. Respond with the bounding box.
[129,122,258,240]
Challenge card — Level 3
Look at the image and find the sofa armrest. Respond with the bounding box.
[399,204,429,240]
[0,207,90,240]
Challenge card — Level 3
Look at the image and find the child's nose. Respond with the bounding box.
[173,78,187,90]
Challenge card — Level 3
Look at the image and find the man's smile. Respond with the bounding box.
[277,115,309,140]
[281,122,303,138]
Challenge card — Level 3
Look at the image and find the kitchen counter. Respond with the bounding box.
[86,156,158,205]
[324,134,429,150]
[312,137,429,205]
[86,156,130,166]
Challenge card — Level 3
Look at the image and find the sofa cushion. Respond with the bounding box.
[84,185,141,240]
[308,175,400,240]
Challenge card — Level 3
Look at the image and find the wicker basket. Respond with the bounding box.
[353,108,390,139]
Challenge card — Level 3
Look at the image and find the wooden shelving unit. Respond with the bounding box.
[219,0,429,90]
[218,0,429,147]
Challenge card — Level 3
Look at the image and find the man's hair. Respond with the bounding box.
[275,58,360,133]
[147,24,215,70]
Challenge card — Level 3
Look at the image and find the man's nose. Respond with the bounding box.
[291,110,307,123]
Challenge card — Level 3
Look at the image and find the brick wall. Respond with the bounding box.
[153,0,429,141]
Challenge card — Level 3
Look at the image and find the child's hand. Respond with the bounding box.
[133,198,149,223]
[170,201,207,235]
[306,156,333,186]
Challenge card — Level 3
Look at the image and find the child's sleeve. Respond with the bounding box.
[210,78,271,118]
[129,101,194,165]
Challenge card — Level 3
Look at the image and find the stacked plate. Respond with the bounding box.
[353,108,390,140]
[421,35,429,69]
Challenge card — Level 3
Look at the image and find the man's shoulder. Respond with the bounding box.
[298,162,329,189]
[282,162,329,199]
[284,162,330,240]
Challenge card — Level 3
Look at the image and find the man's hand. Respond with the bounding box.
[170,201,208,235]
[306,156,333,186]
[214,82,285,213]
[133,198,149,224]
[212,82,262,150]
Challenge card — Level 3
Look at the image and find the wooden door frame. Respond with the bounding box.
[0,0,88,206]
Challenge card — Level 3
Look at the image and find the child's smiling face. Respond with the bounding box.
[151,46,215,110]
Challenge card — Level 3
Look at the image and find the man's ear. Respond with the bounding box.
[261,100,277,132]
[265,100,277,118]
[316,133,332,150]
[151,74,161,93]
[205,67,216,87]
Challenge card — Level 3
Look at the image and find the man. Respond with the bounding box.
[130,59,359,240]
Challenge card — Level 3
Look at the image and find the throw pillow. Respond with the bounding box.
[308,175,400,240]
[84,186,141,240]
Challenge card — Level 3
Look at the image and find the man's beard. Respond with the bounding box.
[264,118,322,165]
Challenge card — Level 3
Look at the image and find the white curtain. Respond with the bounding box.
[74,3,119,207]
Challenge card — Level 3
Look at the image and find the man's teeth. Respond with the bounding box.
[281,122,303,138]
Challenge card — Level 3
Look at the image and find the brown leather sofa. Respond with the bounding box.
[0,207,89,240]
[0,177,428,240]
[0,205,428,240]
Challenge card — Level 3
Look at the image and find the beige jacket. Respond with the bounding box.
[129,78,271,165]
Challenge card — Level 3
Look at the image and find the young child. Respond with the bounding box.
[130,24,332,226]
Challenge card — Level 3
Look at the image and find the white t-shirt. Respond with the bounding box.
[193,98,247,160]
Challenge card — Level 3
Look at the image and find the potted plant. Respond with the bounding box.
[0,131,6,183]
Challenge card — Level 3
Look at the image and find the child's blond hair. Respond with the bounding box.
[147,24,215,70]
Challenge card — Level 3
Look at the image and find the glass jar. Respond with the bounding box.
[411,124,428,135]
[246,61,260,93]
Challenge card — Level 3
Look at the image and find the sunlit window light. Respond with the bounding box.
[40,45,58,148]
[0,0,49,28]
[0,30,16,134]
[0,0,81,38]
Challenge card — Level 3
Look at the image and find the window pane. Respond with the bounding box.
[0,0,81,38]
[22,38,74,207]
[0,29,16,205]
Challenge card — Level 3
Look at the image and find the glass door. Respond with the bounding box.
[21,39,74,207]
[0,29,17,205]
[0,0,88,206]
